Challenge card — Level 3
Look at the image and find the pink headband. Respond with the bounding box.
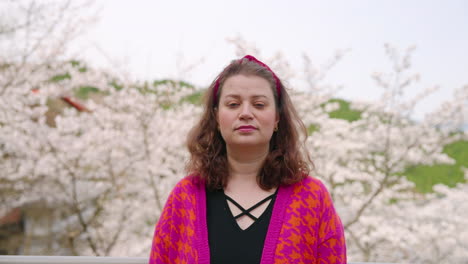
[213,55,281,104]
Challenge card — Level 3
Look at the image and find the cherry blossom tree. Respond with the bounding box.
[1,27,467,263]
[295,44,468,263]
[1,60,199,255]
[0,0,96,211]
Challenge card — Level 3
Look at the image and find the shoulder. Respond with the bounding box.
[291,175,329,195]
[167,174,205,201]
[172,174,203,190]
[287,175,333,208]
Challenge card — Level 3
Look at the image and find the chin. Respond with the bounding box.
[229,138,270,147]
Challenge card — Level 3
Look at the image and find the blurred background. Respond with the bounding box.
[73,0,468,120]
[1,0,467,263]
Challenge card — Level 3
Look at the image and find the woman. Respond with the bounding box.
[149,55,346,263]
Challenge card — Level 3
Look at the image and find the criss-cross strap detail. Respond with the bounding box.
[224,191,277,221]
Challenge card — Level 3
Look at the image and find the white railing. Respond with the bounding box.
[0,256,394,264]
[0,256,145,264]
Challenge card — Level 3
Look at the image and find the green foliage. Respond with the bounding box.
[404,140,468,193]
[324,98,362,122]
[70,60,87,72]
[308,123,320,135]
[137,79,194,96]
[49,60,88,82]
[127,79,201,109]
[50,72,71,82]
[75,86,100,99]
[137,81,158,95]
[181,90,204,105]
[405,164,464,193]
[110,80,123,91]
[444,140,468,167]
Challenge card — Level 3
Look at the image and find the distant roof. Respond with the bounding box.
[0,208,22,226]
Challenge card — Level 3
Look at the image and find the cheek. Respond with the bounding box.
[259,112,277,129]
[219,120,229,132]
[217,110,235,130]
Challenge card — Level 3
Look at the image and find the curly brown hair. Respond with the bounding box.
[186,56,312,190]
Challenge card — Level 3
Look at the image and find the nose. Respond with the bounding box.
[239,103,253,120]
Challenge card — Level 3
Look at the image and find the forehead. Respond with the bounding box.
[220,74,274,99]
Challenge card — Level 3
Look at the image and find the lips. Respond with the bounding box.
[236,125,257,132]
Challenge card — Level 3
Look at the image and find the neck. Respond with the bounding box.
[225,144,269,187]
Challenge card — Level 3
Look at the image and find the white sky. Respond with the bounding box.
[73,0,468,119]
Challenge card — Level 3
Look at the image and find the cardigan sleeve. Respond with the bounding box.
[149,184,177,264]
[317,180,347,264]
[148,176,201,264]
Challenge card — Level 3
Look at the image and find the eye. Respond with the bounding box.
[227,102,239,108]
[254,102,266,108]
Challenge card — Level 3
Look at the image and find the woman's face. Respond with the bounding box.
[216,74,279,149]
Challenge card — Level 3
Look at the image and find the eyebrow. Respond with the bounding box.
[223,94,269,99]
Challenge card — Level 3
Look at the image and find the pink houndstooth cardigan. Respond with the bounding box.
[149,175,346,263]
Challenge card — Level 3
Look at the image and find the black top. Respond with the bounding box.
[206,188,277,264]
